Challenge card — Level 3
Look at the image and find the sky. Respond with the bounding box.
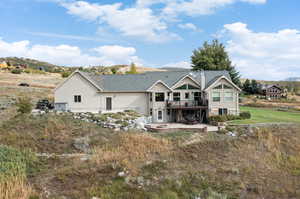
[0,0,300,80]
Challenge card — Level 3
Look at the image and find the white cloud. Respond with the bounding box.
[178,23,201,32]
[58,1,179,42]
[0,38,142,66]
[222,22,300,80]
[162,0,267,17]
[162,61,191,68]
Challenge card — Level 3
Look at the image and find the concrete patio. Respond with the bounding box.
[146,123,219,133]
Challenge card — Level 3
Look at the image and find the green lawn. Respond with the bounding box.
[230,106,300,124]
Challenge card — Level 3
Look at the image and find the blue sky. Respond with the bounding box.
[0,0,300,80]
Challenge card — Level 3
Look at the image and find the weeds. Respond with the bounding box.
[92,133,171,175]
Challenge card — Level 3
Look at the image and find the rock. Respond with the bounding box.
[118,171,126,177]
[137,176,144,185]
[73,137,91,153]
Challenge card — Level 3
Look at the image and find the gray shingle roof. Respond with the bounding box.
[79,70,231,92]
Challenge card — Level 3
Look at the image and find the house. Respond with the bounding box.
[54,70,241,123]
[259,84,286,99]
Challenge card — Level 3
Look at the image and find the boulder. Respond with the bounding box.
[73,137,91,153]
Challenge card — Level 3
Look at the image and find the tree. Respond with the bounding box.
[243,79,251,94]
[250,80,259,94]
[127,63,138,74]
[191,39,241,86]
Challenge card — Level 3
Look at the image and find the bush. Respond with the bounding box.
[208,115,227,123]
[16,97,33,114]
[240,111,251,119]
[61,71,71,78]
[11,69,22,74]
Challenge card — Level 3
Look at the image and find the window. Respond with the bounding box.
[185,92,189,99]
[74,95,81,103]
[155,93,165,102]
[150,108,153,116]
[188,84,199,90]
[167,109,170,115]
[224,92,233,102]
[213,84,222,89]
[219,108,228,115]
[223,84,233,89]
[158,110,163,121]
[212,92,220,102]
[106,97,112,110]
[175,84,187,90]
[150,94,153,102]
[173,92,180,101]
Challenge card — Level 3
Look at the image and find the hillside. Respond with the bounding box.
[0,57,61,72]
[285,77,300,81]
[0,113,300,199]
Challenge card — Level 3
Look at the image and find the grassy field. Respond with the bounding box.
[231,106,300,124]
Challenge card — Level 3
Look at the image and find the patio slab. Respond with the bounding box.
[146,123,219,133]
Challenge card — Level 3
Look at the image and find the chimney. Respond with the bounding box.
[200,69,205,90]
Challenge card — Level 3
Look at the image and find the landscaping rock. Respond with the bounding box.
[73,137,91,153]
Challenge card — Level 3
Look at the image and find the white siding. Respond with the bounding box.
[149,82,171,123]
[55,73,100,113]
[99,93,148,115]
[207,79,239,116]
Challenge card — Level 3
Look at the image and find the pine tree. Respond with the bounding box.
[250,80,258,94]
[191,39,241,86]
[243,79,251,94]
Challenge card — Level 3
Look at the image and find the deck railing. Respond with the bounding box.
[166,99,208,108]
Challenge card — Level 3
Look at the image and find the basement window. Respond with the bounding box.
[74,95,81,103]
[219,108,228,115]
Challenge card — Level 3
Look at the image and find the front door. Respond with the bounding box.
[157,110,163,122]
[106,97,112,111]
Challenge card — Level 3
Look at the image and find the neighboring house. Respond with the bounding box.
[259,84,286,99]
[54,70,241,123]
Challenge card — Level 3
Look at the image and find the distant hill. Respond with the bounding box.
[0,57,61,72]
[284,77,300,82]
[160,67,190,72]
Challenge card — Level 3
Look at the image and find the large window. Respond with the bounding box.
[74,95,81,103]
[173,92,180,101]
[155,93,165,102]
[212,92,220,102]
[213,84,222,89]
[224,92,233,102]
[223,84,233,89]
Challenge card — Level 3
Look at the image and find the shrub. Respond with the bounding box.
[208,115,227,123]
[61,71,71,78]
[225,115,241,121]
[11,69,22,74]
[16,97,32,114]
[240,111,251,119]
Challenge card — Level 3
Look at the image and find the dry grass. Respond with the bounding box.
[0,177,35,199]
[92,133,172,175]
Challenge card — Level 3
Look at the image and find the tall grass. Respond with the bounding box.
[0,176,34,199]
[92,133,171,174]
